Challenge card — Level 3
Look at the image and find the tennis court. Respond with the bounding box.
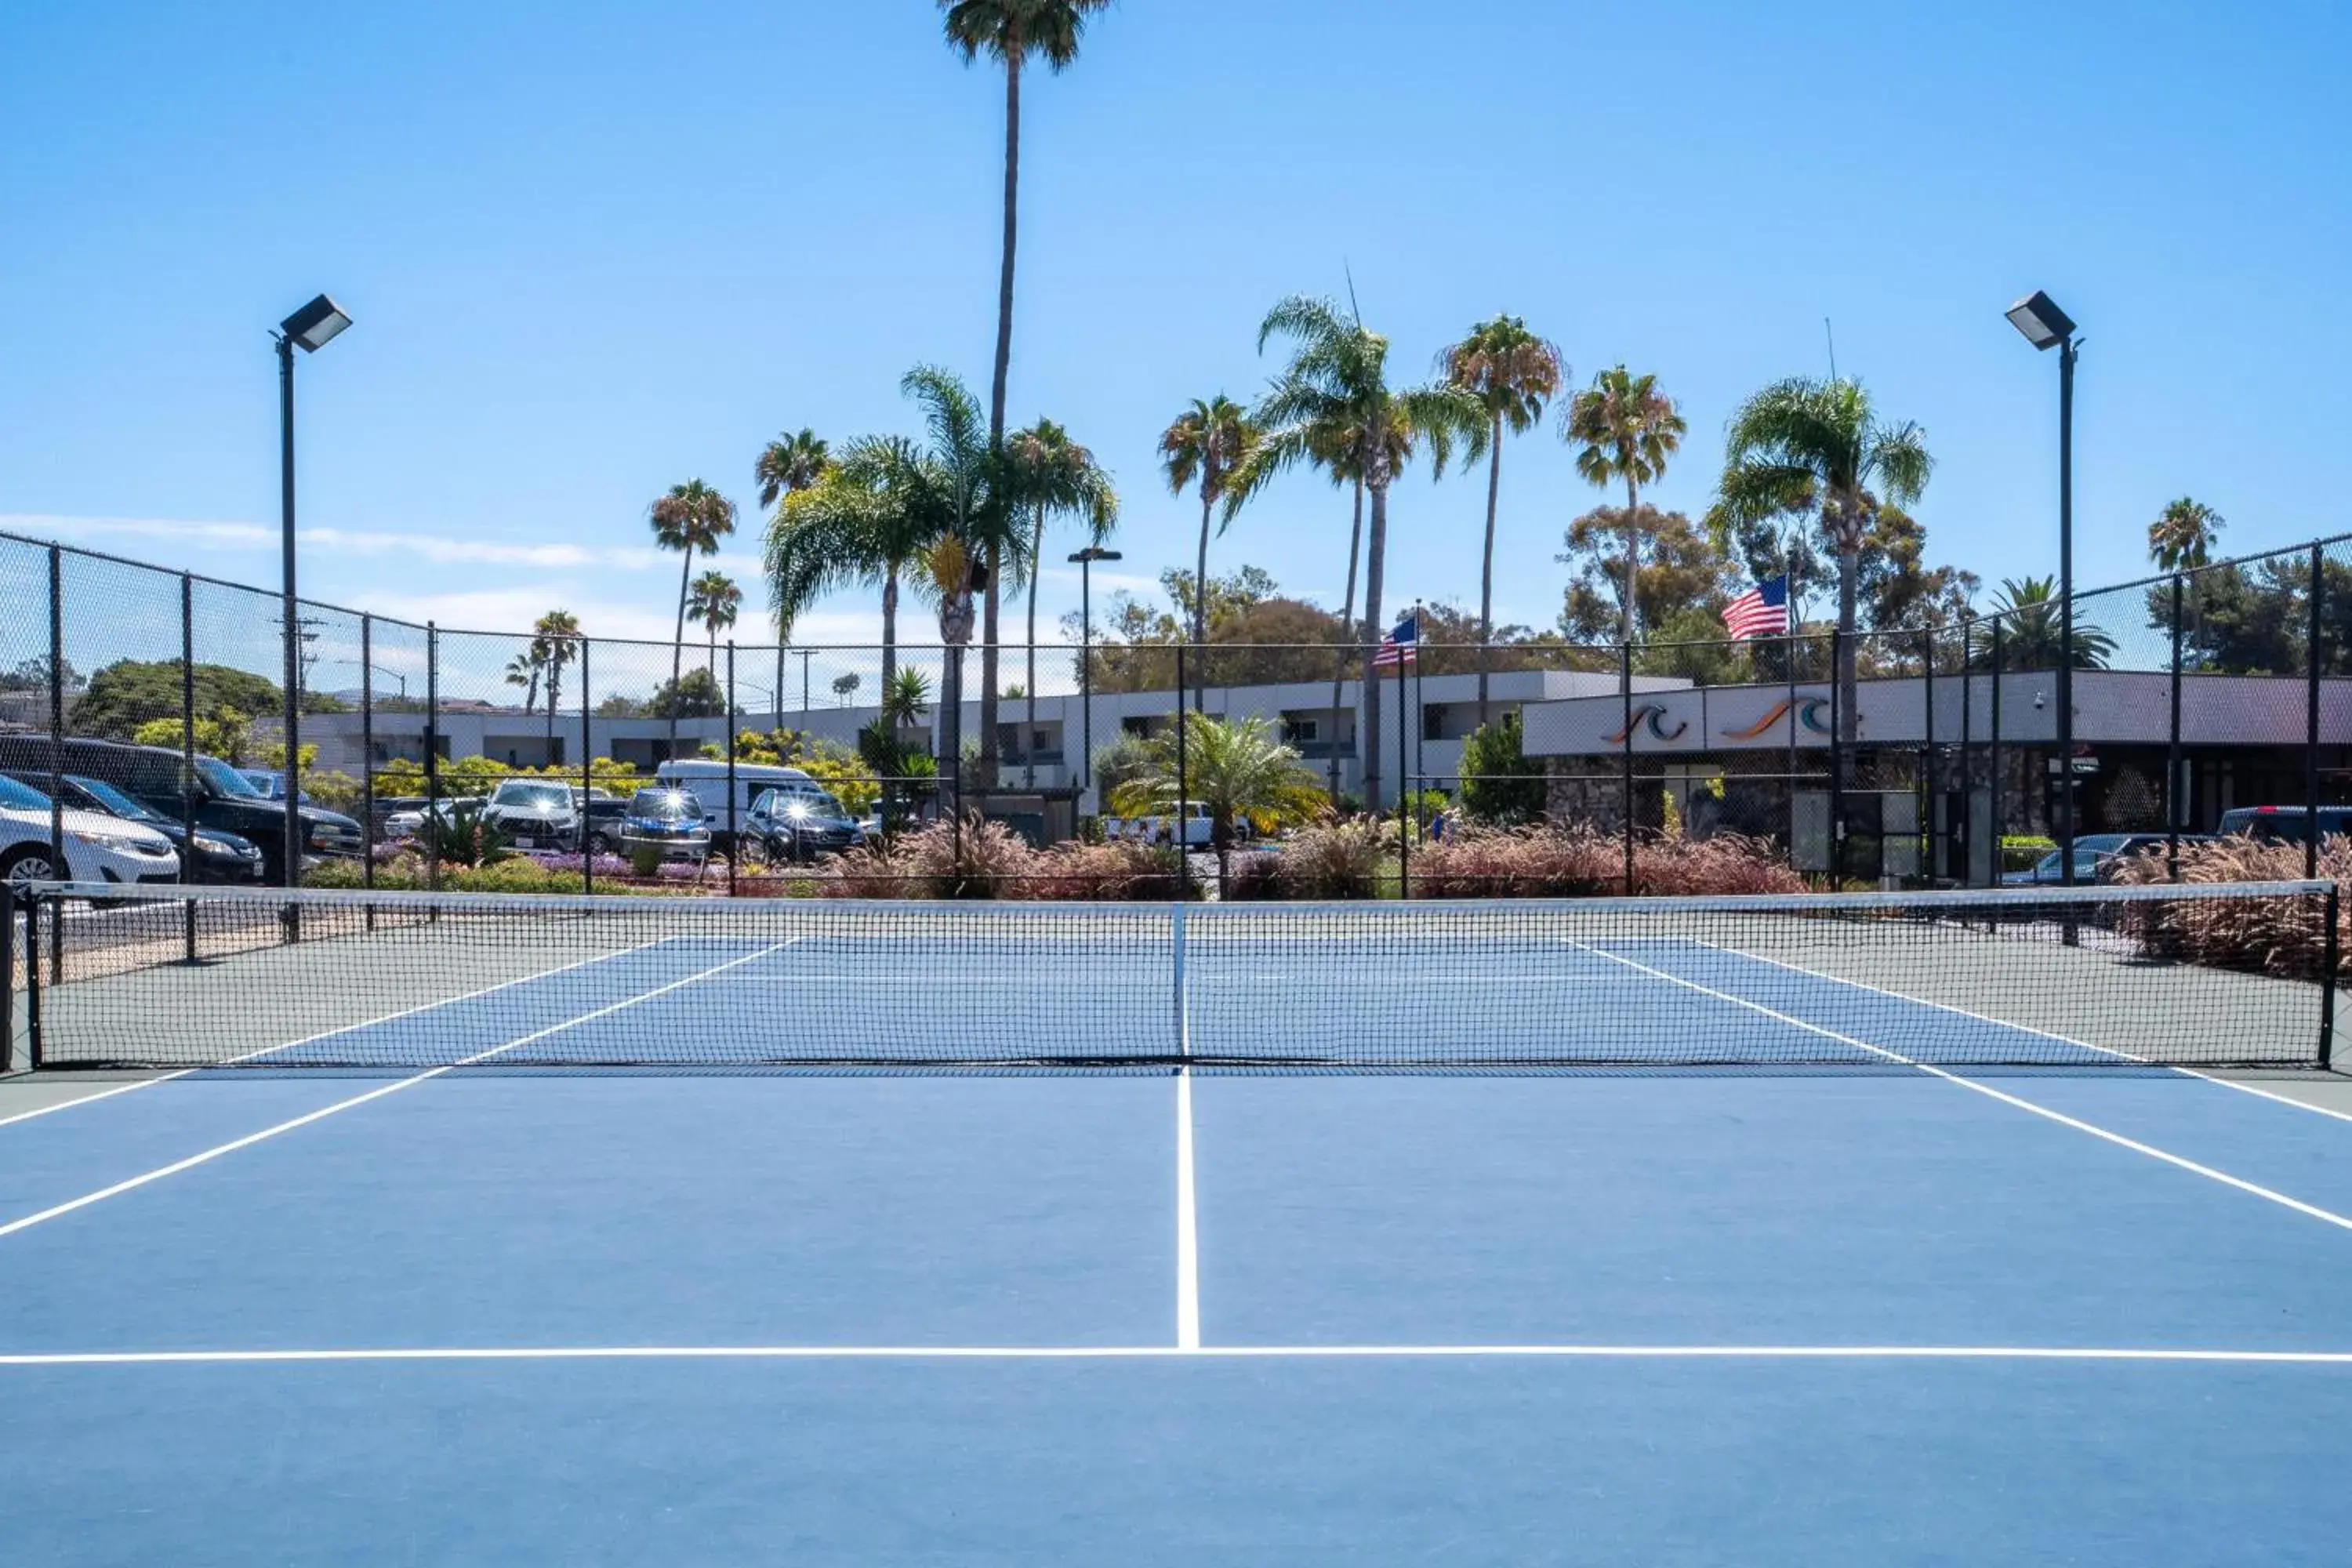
[5,880,2352,1563]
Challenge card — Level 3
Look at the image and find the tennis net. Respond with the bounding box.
[3,879,2339,1072]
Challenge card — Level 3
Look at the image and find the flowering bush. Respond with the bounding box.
[821,816,1194,901]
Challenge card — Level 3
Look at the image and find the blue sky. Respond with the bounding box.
[4,0,2347,653]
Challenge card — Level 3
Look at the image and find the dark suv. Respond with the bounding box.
[0,736,365,883]
[2217,806,2352,845]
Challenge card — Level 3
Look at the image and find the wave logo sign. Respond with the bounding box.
[1722,696,1832,740]
[1605,703,1690,745]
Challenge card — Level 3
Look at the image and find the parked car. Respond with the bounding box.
[0,736,362,883]
[746,785,866,862]
[239,768,312,804]
[2216,805,2352,845]
[382,796,488,843]
[2,771,264,883]
[575,789,630,855]
[1102,801,1214,848]
[0,772,182,890]
[480,779,581,851]
[617,787,712,865]
[655,760,822,851]
[2002,832,2213,885]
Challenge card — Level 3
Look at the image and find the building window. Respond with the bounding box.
[1282,717,1319,745]
[1422,706,1444,742]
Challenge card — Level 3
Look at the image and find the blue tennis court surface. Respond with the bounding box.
[7,902,2352,1563]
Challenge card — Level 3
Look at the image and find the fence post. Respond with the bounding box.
[1959,615,1975,885]
[181,575,200,958]
[1620,639,1635,895]
[2168,574,2185,879]
[1174,642,1190,902]
[725,641,739,898]
[1397,659,1410,901]
[2,881,14,1075]
[2307,542,2325,881]
[359,614,375,905]
[579,638,593,895]
[2321,883,2339,1071]
[1828,629,1844,887]
[1922,629,1936,882]
[1987,622,2009,895]
[45,546,64,981]
[424,621,441,893]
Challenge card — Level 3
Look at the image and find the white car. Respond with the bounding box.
[0,772,181,890]
[1102,801,1215,848]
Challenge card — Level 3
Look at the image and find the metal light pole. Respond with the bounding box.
[1069,546,1122,800]
[273,294,352,888]
[2006,290,2079,884]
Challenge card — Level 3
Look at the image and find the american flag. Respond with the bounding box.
[1372,611,1419,669]
[1720,575,1790,640]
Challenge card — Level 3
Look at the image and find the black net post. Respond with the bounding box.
[424,622,441,893]
[1620,639,1635,895]
[359,614,376,898]
[2321,883,2341,1070]
[45,543,64,891]
[2167,574,2184,878]
[180,574,200,960]
[579,638,593,896]
[1397,660,1410,900]
[725,641,739,898]
[2307,542,2325,880]
[19,888,38,1069]
[2,880,14,1074]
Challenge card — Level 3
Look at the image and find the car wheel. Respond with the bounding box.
[590,832,617,855]
[1,843,60,889]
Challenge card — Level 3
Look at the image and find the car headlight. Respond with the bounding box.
[68,829,145,852]
[194,835,238,855]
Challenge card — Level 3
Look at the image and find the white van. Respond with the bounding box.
[654,760,822,834]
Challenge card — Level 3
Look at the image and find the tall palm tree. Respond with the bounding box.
[1159,396,1257,710]
[2149,496,2225,573]
[1562,366,1685,651]
[686,572,741,677]
[1004,416,1116,782]
[648,480,738,755]
[940,0,1114,789]
[766,434,951,700]
[754,428,829,510]
[1715,376,1933,740]
[1439,316,1564,723]
[532,609,582,750]
[504,652,539,717]
[1243,295,1486,811]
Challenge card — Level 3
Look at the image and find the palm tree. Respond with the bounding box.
[686,572,742,677]
[2149,497,2225,573]
[754,428,829,510]
[1440,317,1564,724]
[938,0,1111,452]
[1562,366,1685,652]
[1715,376,1933,740]
[649,480,738,755]
[532,609,582,750]
[940,0,1113,792]
[1159,396,1256,710]
[898,365,1003,800]
[1243,294,1486,811]
[1004,416,1116,782]
[504,652,540,717]
[766,434,949,701]
[1975,576,2114,670]
[1109,711,1327,887]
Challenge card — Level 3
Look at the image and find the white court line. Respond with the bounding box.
[0,939,803,1241]
[1174,1069,1200,1350]
[0,931,705,1130]
[5,1342,2352,1367]
[1665,933,2352,1127]
[1566,940,2352,1237]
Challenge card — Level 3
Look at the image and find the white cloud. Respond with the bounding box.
[2,513,767,577]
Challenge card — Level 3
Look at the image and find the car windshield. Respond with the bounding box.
[501,783,572,810]
[196,757,263,798]
[763,789,850,825]
[0,774,51,811]
[630,789,702,821]
[65,776,161,822]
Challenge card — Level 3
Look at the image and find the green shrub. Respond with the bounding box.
[1458,712,1546,825]
[2001,834,2056,872]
